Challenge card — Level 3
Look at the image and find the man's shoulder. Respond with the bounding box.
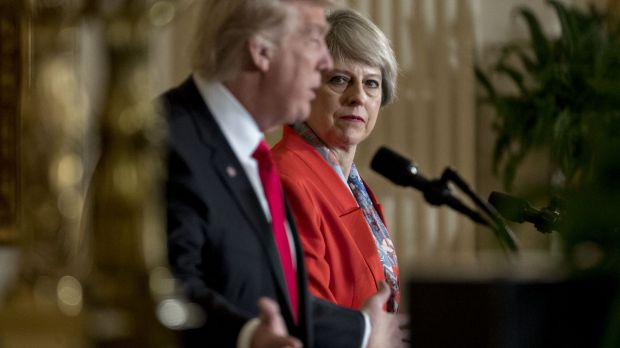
[155,77,221,160]
[157,77,200,115]
[156,77,215,137]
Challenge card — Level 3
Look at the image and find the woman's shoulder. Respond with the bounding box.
[272,127,312,154]
[273,129,325,170]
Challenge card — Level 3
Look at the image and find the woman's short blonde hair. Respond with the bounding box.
[326,9,398,106]
[192,0,332,82]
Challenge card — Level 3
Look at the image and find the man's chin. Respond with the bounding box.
[291,107,311,124]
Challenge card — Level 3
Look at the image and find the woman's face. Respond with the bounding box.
[306,59,383,150]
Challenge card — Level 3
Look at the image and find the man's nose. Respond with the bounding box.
[318,41,333,71]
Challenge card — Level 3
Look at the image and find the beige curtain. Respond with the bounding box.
[344,0,478,273]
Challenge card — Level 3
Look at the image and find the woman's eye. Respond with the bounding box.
[365,79,380,89]
[328,75,349,86]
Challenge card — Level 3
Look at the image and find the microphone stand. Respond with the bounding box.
[440,168,520,254]
[369,145,519,254]
[420,177,491,227]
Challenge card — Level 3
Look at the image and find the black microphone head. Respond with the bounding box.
[488,191,531,223]
[371,146,418,187]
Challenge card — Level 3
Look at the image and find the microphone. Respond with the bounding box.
[488,191,559,233]
[370,147,426,190]
[371,147,489,226]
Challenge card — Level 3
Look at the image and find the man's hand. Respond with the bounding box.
[251,297,302,348]
[361,282,409,348]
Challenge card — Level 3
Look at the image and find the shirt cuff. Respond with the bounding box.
[361,311,371,348]
[237,318,260,348]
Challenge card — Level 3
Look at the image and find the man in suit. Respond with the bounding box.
[160,0,406,347]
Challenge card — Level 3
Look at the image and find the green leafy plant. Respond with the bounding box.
[477,3,620,346]
[560,122,620,348]
[475,0,620,191]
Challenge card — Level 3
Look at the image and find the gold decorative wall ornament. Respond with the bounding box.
[0,0,22,243]
[0,0,88,346]
[611,0,620,15]
[83,0,202,346]
[0,0,199,346]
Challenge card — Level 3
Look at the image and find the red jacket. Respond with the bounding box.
[272,127,400,310]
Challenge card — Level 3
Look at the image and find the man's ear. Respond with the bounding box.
[248,34,273,72]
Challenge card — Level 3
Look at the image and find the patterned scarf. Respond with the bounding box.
[293,123,400,312]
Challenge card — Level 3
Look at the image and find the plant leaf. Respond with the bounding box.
[548,0,578,56]
[516,6,551,66]
[494,61,529,96]
[474,65,497,99]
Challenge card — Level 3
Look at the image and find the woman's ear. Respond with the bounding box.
[248,34,273,72]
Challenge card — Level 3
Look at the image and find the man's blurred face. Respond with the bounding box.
[263,1,333,129]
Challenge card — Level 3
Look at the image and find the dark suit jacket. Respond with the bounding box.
[160,77,365,348]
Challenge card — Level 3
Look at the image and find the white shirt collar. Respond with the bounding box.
[193,73,264,160]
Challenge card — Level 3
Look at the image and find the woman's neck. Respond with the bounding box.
[330,145,357,179]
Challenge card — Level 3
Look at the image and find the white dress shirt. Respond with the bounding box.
[195,74,269,218]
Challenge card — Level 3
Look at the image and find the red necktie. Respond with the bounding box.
[252,140,298,322]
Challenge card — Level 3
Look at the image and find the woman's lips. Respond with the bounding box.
[339,115,365,122]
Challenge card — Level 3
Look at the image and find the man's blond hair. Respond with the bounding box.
[192,0,335,81]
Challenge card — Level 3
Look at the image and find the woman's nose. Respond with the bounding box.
[343,81,366,106]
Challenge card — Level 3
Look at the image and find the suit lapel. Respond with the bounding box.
[286,204,310,340]
[210,151,290,291]
[179,77,291,315]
